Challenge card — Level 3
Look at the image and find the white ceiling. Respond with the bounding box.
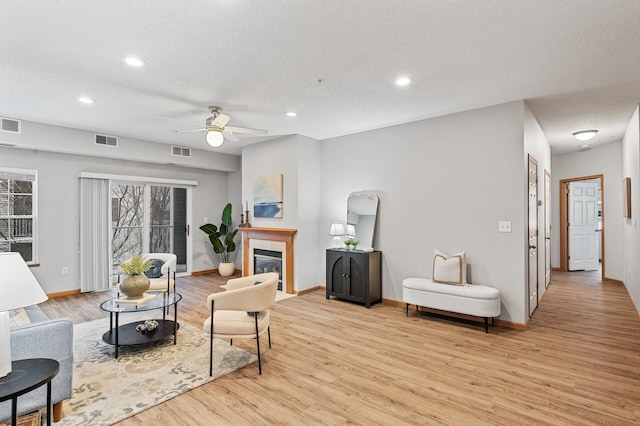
[1,1,639,156]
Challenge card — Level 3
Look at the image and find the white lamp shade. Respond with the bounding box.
[206,129,224,147]
[346,224,356,237]
[329,223,345,236]
[0,252,48,311]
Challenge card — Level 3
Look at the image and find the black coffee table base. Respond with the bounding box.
[102,319,180,358]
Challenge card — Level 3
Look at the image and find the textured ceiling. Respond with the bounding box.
[1,1,639,155]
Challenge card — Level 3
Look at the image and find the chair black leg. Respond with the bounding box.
[255,315,262,374]
[268,326,272,348]
[405,303,409,317]
[230,339,233,346]
[209,300,214,376]
[484,317,489,333]
[165,268,171,315]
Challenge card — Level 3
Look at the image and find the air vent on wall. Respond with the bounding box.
[171,145,191,158]
[95,134,118,147]
[0,117,21,133]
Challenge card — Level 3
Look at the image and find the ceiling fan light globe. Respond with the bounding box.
[206,130,224,147]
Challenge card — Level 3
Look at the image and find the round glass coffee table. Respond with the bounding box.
[100,292,182,358]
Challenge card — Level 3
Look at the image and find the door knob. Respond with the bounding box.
[529,245,536,249]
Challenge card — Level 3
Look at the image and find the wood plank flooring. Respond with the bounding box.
[40,270,640,425]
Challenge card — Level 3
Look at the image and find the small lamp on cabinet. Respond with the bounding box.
[329,223,345,248]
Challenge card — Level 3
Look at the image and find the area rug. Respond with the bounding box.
[56,316,257,425]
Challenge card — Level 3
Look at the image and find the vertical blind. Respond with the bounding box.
[80,177,110,292]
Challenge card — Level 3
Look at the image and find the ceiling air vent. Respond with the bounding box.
[0,117,21,134]
[95,134,118,147]
[171,145,191,158]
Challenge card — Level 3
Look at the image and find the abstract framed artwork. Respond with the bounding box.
[623,177,631,218]
[253,174,283,218]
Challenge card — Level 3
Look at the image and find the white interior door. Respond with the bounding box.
[568,181,599,271]
[528,156,538,315]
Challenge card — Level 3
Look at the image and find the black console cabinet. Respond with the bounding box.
[326,248,381,307]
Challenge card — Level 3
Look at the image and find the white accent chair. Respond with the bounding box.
[138,253,177,292]
[203,272,279,375]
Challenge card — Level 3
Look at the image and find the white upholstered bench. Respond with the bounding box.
[402,278,501,333]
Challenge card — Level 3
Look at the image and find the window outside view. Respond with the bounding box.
[0,177,34,262]
[111,184,173,280]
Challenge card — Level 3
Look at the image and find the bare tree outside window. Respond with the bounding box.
[150,186,172,253]
[111,184,173,278]
[111,184,144,267]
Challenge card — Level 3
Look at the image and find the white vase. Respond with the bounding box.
[218,262,235,277]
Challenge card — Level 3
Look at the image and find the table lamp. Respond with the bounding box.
[346,224,356,237]
[0,252,48,378]
[329,222,345,248]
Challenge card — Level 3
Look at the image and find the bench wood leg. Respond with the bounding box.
[53,401,63,422]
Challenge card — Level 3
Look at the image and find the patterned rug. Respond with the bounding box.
[56,316,256,425]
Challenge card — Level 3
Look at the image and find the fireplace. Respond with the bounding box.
[240,227,297,294]
[254,249,283,291]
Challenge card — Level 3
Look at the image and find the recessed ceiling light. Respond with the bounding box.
[395,77,412,86]
[286,112,297,117]
[572,130,598,141]
[78,97,95,104]
[125,57,145,67]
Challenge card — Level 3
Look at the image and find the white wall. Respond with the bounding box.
[621,105,640,309]
[225,168,243,269]
[241,134,322,291]
[321,101,532,324]
[551,141,623,281]
[0,148,231,294]
[0,118,240,172]
[524,104,552,302]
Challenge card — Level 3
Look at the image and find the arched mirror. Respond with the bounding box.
[347,191,379,249]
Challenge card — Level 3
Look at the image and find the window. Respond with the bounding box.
[0,168,37,263]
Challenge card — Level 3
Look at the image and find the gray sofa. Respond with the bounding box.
[0,305,73,423]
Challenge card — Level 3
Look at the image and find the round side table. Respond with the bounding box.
[0,358,59,426]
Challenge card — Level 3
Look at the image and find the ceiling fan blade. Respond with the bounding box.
[223,131,240,142]
[212,113,230,127]
[175,128,207,134]
[225,126,268,136]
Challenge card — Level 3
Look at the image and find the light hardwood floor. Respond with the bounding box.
[40,271,640,425]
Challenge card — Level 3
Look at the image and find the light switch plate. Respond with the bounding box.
[499,221,512,233]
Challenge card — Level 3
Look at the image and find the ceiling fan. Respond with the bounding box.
[171,106,268,148]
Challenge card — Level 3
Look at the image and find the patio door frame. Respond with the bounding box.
[110,180,193,278]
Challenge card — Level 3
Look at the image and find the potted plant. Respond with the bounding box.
[344,238,359,250]
[200,202,238,276]
[120,255,153,298]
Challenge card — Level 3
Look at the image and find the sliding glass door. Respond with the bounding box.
[111,182,188,282]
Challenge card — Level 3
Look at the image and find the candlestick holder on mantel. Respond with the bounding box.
[239,211,252,228]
